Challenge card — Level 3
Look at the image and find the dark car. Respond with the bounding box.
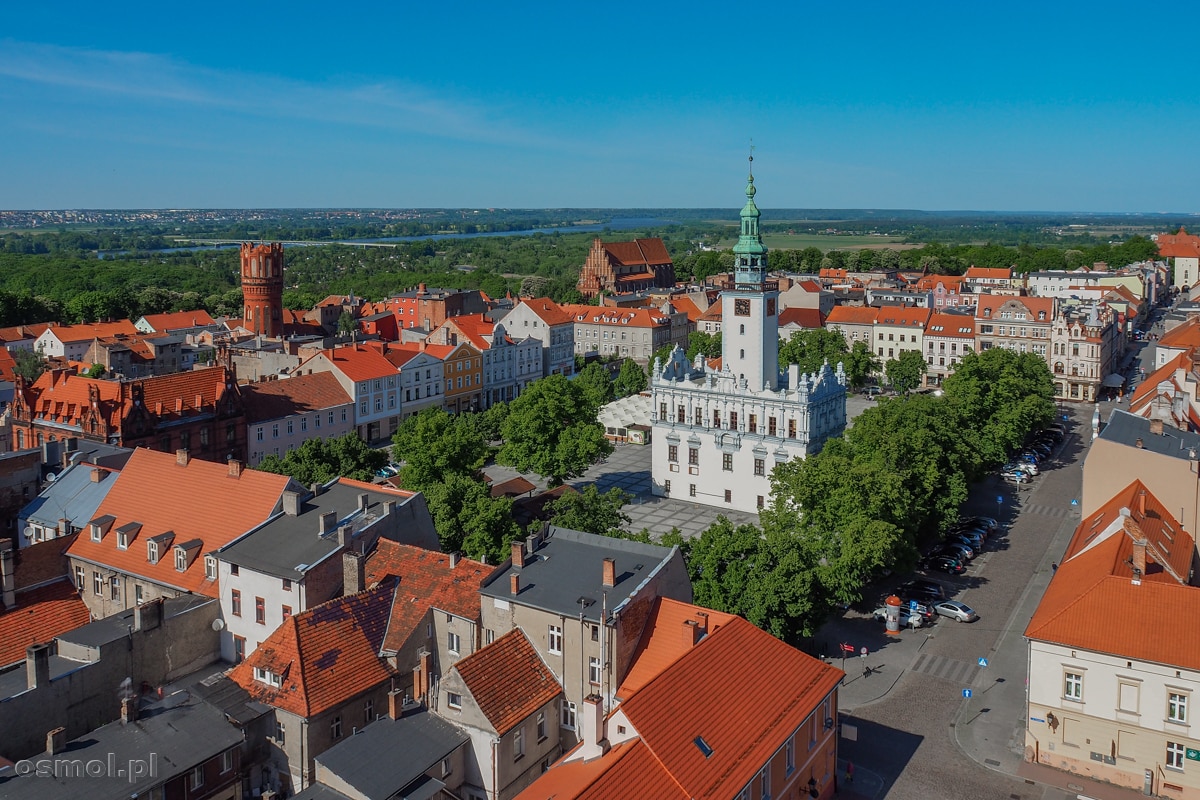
[931,542,974,562]
[921,554,967,575]
[958,515,998,532]
[896,579,947,603]
[948,531,984,550]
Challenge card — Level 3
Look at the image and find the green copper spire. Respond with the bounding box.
[733,154,768,283]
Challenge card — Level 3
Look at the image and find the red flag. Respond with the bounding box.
[840,643,855,653]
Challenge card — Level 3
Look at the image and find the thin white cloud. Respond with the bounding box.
[0,39,545,148]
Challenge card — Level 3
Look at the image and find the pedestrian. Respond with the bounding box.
[845,760,854,783]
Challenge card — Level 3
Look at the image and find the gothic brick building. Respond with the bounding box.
[577,237,676,299]
[241,242,284,337]
[9,365,248,463]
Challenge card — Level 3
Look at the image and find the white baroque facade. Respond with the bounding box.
[649,162,847,514]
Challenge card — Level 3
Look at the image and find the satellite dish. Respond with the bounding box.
[45,473,57,482]
[23,526,36,539]
[211,618,225,631]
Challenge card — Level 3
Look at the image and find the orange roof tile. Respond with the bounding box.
[452,629,561,735]
[516,738,689,800]
[602,238,671,267]
[818,268,848,280]
[241,372,351,424]
[67,448,290,597]
[561,305,673,329]
[925,311,977,338]
[973,294,1053,319]
[617,598,737,698]
[138,310,216,331]
[364,541,488,654]
[230,581,398,717]
[669,295,705,324]
[1027,480,1200,667]
[44,320,139,344]
[697,304,723,322]
[1158,229,1200,259]
[1128,349,1192,410]
[1158,317,1200,350]
[915,274,966,291]
[135,366,237,421]
[876,306,932,327]
[0,348,17,382]
[314,345,399,382]
[0,580,91,668]
[963,266,1013,279]
[519,298,573,326]
[20,369,124,428]
[0,322,52,344]
[778,307,824,329]
[825,305,879,326]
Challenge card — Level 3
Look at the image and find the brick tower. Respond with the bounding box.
[240,242,284,337]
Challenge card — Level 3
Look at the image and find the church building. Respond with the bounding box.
[650,161,847,513]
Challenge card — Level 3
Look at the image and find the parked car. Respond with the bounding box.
[958,515,998,532]
[921,554,967,575]
[1001,469,1031,485]
[1006,460,1038,476]
[1019,450,1044,464]
[948,530,984,550]
[863,386,884,397]
[896,579,947,603]
[948,522,990,540]
[872,606,926,628]
[375,464,399,478]
[943,537,978,557]
[931,542,975,563]
[932,600,979,623]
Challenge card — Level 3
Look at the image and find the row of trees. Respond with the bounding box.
[676,347,1056,642]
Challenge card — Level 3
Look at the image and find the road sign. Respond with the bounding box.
[996,495,1003,504]
[978,657,989,668]
[962,688,973,698]
[1187,747,1200,762]
[1071,499,1079,506]
[909,600,918,611]
[859,647,868,658]
[841,643,855,653]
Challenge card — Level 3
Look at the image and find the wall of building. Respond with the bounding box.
[247,404,353,466]
[0,597,220,759]
[1082,439,1200,532]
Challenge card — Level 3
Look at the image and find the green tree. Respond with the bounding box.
[84,363,107,379]
[884,350,927,394]
[778,328,848,374]
[256,433,386,485]
[498,375,613,484]
[843,340,880,388]
[685,331,722,361]
[422,472,521,561]
[575,362,615,409]
[612,358,647,397]
[337,311,357,337]
[547,485,631,535]
[471,401,510,443]
[391,408,488,491]
[12,348,47,383]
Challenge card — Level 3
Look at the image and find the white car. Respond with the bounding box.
[872,607,925,628]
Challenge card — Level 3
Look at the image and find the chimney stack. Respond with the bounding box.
[337,524,351,548]
[228,459,243,478]
[577,694,610,761]
[1138,490,1147,517]
[1,542,15,611]
[133,598,164,632]
[449,552,460,569]
[318,510,338,534]
[1132,538,1148,580]
[1150,419,1164,436]
[46,727,66,756]
[388,687,405,720]
[511,541,525,569]
[510,573,520,596]
[602,557,616,588]
[282,491,302,517]
[358,493,369,512]
[1135,438,1145,449]
[26,643,51,690]
[121,695,138,725]
[682,618,700,649]
[90,467,104,483]
[343,550,366,595]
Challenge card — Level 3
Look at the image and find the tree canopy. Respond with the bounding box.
[547,485,631,536]
[390,407,488,491]
[884,350,927,394]
[612,358,647,397]
[498,375,613,484]
[256,433,386,486]
[778,328,848,374]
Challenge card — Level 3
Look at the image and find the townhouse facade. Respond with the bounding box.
[962,265,1014,293]
[563,302,689,365]
[923,310,977,387]
[294,345,402,443]
[34,320,140,360]
[1049,302,1121,402]
[873,306,932,362]
[381,343,446,417]
[242,372,353,465]
[974,294,1053,360]
[824,305,878,352]
[428,314,541,408]
[428,341,484,413]
[502,298,575,377]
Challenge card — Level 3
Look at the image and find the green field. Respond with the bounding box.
[715,233,916,251]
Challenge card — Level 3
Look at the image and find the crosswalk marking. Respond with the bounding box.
[911,652,982,685]
[1022,503,1080,519]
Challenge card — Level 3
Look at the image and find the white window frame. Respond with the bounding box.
[589,656,601,685]
[1064,671,1083,701]
[560,700,576,729]
[447,692,462,710]
[1169,692,1189,724]
[548,625,562,655]
[448,631,461,655]
[1167,741,1186,770]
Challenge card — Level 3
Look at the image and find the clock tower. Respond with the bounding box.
[722,156,779,390]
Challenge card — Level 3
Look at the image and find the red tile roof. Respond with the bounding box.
[697,304,723,322]
[778,307,824,329]
[313,345,399,382]
[230,581,398,717]
[439,314,495,351]
[915,274,966,292]
[1128,349,1191,410]
[1026,480,1200,667]
[603,238,671,267]
[518,298,573,326]
[0,322,52,344]
[452,628,561,735]
[0,580,91,668]
[825,306,879,326]
[1158,229,1200,259]
[241,372,351,424]
[617,598,737,698]
[67,448,290,597]
[876,306,932,327]
[138,310,217,331]
[0,348,16,382]
[669,295,705,324]
[963,266,1013,280]
[21,369,124,428]
[973,294,1053,320]
[363,541,488,655]
[521,603,842,800]
[819,268,849,281]
[561,305,673,329]
[1158,317,1200,350]
[43,320,139,344]
[925,311,977,338]
[136,366,238,422]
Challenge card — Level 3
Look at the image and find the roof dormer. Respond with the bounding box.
[174,539,203,572]
[115,522,142,550]
[88,514,116,543]
[147,531,176,564]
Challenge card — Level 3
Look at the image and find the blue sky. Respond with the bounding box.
[2,1,1196,211]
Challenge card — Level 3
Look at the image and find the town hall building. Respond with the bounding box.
[650,162,847,513]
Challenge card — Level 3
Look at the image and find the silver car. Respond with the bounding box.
[872,606,926,628]
[932,600,979,623]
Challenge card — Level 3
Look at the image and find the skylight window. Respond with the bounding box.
[694,736,714,758]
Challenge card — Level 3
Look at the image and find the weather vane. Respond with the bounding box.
[749,139,755,164]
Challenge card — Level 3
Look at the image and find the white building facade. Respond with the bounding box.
[649,165,847,514]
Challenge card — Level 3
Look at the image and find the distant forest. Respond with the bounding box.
[0,210,1181,328]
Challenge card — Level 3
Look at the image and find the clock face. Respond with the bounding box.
[766,298,776,316]
[735,299,751,317]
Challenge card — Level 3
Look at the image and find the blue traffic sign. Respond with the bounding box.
[1071,499,1079,506]
[978,657,989,668]
[910,600,918,611]
[962,688,973,698]
[996,495,1003,504]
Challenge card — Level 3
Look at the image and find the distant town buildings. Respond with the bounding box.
[576,237,676,299]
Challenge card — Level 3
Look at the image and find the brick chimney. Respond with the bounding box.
[1132,538,1148,580]
[511,541,525,568]
[682,618,700,649]
[388,687,405,720]
[121,695,138,724]
[577,693,610,761]
[1,541,15,611]
[343,550,366,595]
[1150,419,1164,436]
[175,449,190,466]
[227,459,243,478]
[46,727,66,756]
[90,467,104,483]
[509,573,520,596]
[602,557,615,588]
